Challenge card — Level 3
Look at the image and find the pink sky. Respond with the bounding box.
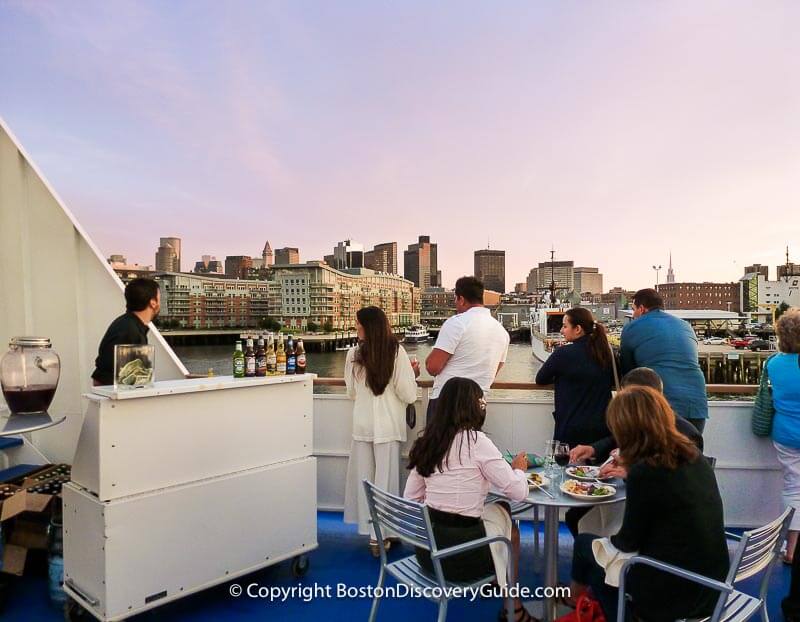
[1,1,798,289]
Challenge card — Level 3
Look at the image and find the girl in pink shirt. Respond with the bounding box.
[404,377,535,622]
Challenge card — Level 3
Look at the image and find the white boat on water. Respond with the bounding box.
[403,324,430,343]
[529,306,568,362]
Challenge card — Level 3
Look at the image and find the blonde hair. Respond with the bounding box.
[776,308,800,354]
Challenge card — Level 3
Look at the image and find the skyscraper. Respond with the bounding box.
[262,241,273,268]
[526,260,574,292]
[573,267,603,295]
[156,237,181,272]
[404,236,441,289]
[225,255,253,279]
[327,240,364,270]
[474,249,505,293]
[274,247,300,265]
[364,242,398,274]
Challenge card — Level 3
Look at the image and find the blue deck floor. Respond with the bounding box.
[6,511,792,621]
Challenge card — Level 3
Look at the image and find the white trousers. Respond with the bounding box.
[774,441,800,531]
[343,440,401,539]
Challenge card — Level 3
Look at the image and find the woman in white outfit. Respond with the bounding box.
[343,306,419,556]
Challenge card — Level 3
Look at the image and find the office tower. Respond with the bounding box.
[474,249,505,293]
[364,242,398,274]
[274,247,300,265]
[404,235,441,289]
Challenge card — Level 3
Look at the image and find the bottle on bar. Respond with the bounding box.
[244,338,256,377]
[276,335,287,375]
[233,341,245,378]
[296,339,306,374]
[255,337,267,377]
[266,334,277,375]
[286,334,296,375]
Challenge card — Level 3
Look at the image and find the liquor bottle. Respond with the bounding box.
[286,334,296,375]
[276,335,287,374]
[255,337,267,377]
[233,341,245,378]
[266,334,277,375]
[296,339,307,374]
[244,338,256,377]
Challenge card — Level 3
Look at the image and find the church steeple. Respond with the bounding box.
[666,251,675,284]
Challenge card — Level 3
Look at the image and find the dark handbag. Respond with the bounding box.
[752,355,777,437]
[406,403,416,429]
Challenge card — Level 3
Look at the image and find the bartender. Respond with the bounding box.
[91,278,161,386]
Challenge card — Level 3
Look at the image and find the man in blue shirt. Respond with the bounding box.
[620,289,708,433]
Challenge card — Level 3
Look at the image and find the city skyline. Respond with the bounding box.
[1,2,798,288]
[137,233,794,293]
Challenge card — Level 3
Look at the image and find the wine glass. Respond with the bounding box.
[554,442,570,485]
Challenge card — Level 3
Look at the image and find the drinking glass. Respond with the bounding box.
[544,440,558,479]
[554,442,570,485]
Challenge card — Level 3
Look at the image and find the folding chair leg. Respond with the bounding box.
[533,505,541,571]
[368,567,386,622]
[436,598,448,622]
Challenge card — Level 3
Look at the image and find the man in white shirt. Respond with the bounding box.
[425,276,510,424]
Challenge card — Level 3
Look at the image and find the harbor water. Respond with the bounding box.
[173,342,544,397]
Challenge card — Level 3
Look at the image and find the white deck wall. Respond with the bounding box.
[0,118,186,463]
[314,393,781,528]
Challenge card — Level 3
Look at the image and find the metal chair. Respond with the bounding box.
[363,480,515,622]
[616,506,794,622]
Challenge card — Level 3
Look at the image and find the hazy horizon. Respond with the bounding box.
[1,1,798,290]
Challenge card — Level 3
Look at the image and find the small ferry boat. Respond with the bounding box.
[403,324,430,343]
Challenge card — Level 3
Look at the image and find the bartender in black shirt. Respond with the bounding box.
[91,278,161,386]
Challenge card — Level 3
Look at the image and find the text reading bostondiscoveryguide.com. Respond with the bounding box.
[229,582,570,602]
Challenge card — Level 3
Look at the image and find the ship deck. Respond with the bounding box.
[6,511,793,621]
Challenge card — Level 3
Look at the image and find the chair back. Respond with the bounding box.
[363,479,435,551]
[728,506,794,583]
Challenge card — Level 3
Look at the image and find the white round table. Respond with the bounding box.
[525,470,626,622]
[0,409,66,436]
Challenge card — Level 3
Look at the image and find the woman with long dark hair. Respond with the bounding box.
[343,306,419,556]
[404,378,535,622]
[535,307,614,457]
[535,307,615,536]
[569,386,728,621]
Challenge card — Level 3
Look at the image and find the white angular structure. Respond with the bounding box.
[0,117,187,462]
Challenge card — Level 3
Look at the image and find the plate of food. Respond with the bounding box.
[527,472,550,488]
[560,479,616,500]
[565,465,611,481]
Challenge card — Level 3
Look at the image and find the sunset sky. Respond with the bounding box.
[1,1,798,289]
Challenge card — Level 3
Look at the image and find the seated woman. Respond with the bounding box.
[404,377,534,622]
[569,386,729,621]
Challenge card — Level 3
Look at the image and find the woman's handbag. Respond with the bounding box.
[405,403,416,429]
[555,594,606,622]
[752,355,776,437]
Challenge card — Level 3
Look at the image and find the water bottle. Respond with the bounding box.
[47,506,66,607]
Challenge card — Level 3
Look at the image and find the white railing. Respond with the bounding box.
[312,381,779,528]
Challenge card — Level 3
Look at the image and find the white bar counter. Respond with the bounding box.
[73,374,315,500]
[65,374,317,620]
